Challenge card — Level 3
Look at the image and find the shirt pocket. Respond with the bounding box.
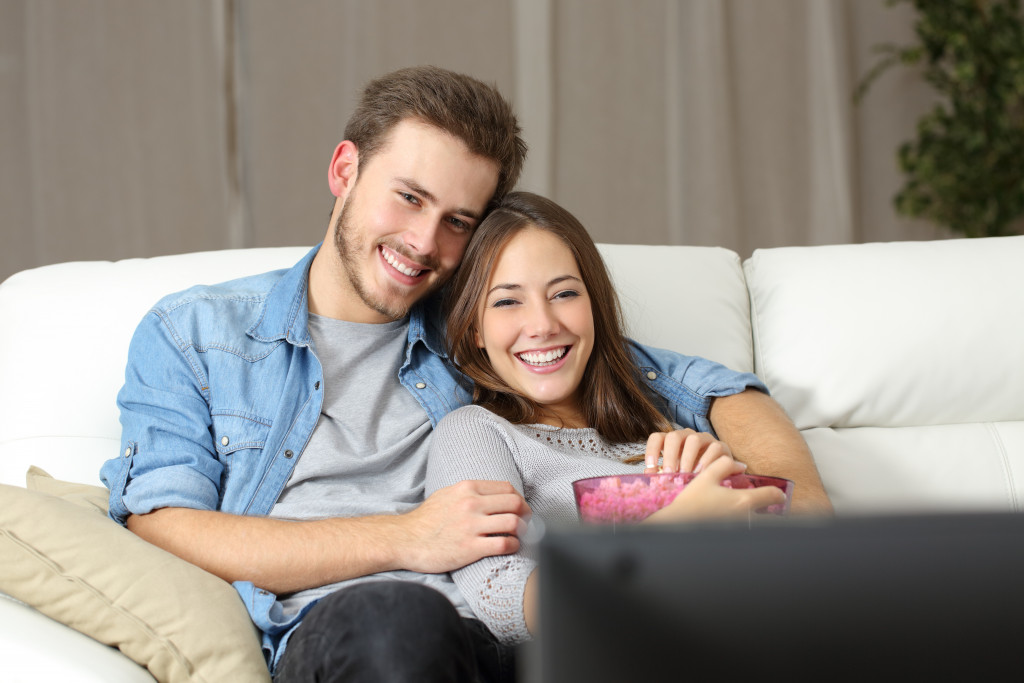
[210,412,272,467]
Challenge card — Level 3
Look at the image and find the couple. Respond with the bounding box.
[101,65,830,682]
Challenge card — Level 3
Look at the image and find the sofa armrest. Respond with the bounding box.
[0,592,156,682]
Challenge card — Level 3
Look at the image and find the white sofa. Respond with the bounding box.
[2,237,1023,681]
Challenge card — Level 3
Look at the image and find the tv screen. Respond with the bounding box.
[528,512,1024,682]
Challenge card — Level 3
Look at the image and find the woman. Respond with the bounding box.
[426,192,786,645]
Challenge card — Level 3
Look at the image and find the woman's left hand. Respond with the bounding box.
[644,429,734,474]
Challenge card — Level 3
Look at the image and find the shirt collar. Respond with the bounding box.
[247,244,319,346]
[408,292,449,359]
[247,242,450,358]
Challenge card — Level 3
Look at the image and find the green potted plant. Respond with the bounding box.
[856,0,1024,237]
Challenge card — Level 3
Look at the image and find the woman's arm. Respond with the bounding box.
[427,407,538,644]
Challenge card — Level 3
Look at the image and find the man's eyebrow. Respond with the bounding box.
[397,177,483,221]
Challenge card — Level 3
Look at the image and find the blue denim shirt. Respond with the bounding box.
[101,244,765,665]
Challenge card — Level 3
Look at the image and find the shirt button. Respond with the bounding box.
[123,448,131,458]
[415,382,427,389]
[314,381,320,390]
[285,449,294,458]
[646,371,657,380]
[221,436,230,446]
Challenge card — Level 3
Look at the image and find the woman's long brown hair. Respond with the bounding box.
[444,191,671,444]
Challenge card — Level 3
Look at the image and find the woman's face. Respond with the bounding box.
[474,226,595,426]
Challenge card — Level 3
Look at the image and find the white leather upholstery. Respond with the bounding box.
[0,247,309,488]
[599,244,755,374]
[0,594,156,682]
[745,236,1024,513]
[2,237,1021,678]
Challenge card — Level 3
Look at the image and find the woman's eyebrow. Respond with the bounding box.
[549,275,582,287]
[486,282,521,296]
[486,275,581,297]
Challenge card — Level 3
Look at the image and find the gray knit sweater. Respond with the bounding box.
[425,404,648,644]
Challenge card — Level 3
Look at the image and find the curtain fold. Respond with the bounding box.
[1,0,945,284]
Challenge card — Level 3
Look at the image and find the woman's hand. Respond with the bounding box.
[644,428,733,474]
[643,456,788,524]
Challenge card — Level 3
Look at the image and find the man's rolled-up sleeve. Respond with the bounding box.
[101,310,223,526]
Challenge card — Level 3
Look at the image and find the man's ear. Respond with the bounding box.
[327,140,359,198]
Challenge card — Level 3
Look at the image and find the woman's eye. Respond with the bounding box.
[491,298,518,308]
[553,289,580,300]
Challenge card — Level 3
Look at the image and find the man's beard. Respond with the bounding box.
[332,189,444,321]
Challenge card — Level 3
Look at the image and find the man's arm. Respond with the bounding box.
[709,388,833,515]
[127,479,530,595]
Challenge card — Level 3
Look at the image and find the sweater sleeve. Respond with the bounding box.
[426,406,535,644]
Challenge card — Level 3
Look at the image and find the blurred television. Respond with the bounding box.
[525,512,1024,682]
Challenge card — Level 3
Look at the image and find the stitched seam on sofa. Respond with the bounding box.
[985,422,1017,511]
[0,527,202,682]
[744,258,769,383]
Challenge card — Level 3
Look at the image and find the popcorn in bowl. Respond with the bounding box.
[572,472,793,524]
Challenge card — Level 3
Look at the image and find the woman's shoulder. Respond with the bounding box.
[436,404,517,438]
[440,403,505,425]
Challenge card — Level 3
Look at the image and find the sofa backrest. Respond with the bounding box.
[0,244,754,488]
[745,235,1024,513]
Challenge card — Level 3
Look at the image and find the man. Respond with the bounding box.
[102,66,830,682]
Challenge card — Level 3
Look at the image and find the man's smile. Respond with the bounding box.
[379,244,430,282]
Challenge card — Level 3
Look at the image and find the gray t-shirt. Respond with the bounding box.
[426,404,648,644]
[271,313,471,620]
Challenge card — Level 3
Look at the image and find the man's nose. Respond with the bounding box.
[402,215,441,259]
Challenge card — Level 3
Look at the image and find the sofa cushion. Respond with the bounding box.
[744,236,1024,430]
[0,469,271,683]
[745,236,1024,514]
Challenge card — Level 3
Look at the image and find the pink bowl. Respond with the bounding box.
[572,472,794,524]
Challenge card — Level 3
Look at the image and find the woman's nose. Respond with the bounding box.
[525,304,558,337]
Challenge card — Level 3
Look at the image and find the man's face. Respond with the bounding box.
[330,119,500,323]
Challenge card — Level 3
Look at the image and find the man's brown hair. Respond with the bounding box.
[344,66,527,200]
[444,191,672,444]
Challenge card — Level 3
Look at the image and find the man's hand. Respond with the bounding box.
[710,388,833,515]
[644,428,734,474]
[395,480,531,574]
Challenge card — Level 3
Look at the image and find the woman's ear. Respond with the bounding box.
[474,328,485,349]
[327,140,359,198]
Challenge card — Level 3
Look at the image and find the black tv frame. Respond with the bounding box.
[528,512,1024,682]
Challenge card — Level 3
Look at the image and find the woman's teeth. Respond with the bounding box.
[518,347,568,366]
[383,250,422,277]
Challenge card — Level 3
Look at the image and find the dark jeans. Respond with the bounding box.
[273,581,517,683]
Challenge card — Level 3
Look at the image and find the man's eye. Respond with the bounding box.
[400,192,420,205]
[448,217,471,232]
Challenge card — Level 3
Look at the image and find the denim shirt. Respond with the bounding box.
[100,244,765,665]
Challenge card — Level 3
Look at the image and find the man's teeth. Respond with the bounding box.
[384,250,422,277]
[518,347,567,366]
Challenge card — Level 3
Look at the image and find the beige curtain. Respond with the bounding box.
[2,0,947,284]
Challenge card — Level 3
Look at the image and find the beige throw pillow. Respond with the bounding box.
[0,468,270,683]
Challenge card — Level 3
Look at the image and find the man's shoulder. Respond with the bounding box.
[152,267,289,316]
